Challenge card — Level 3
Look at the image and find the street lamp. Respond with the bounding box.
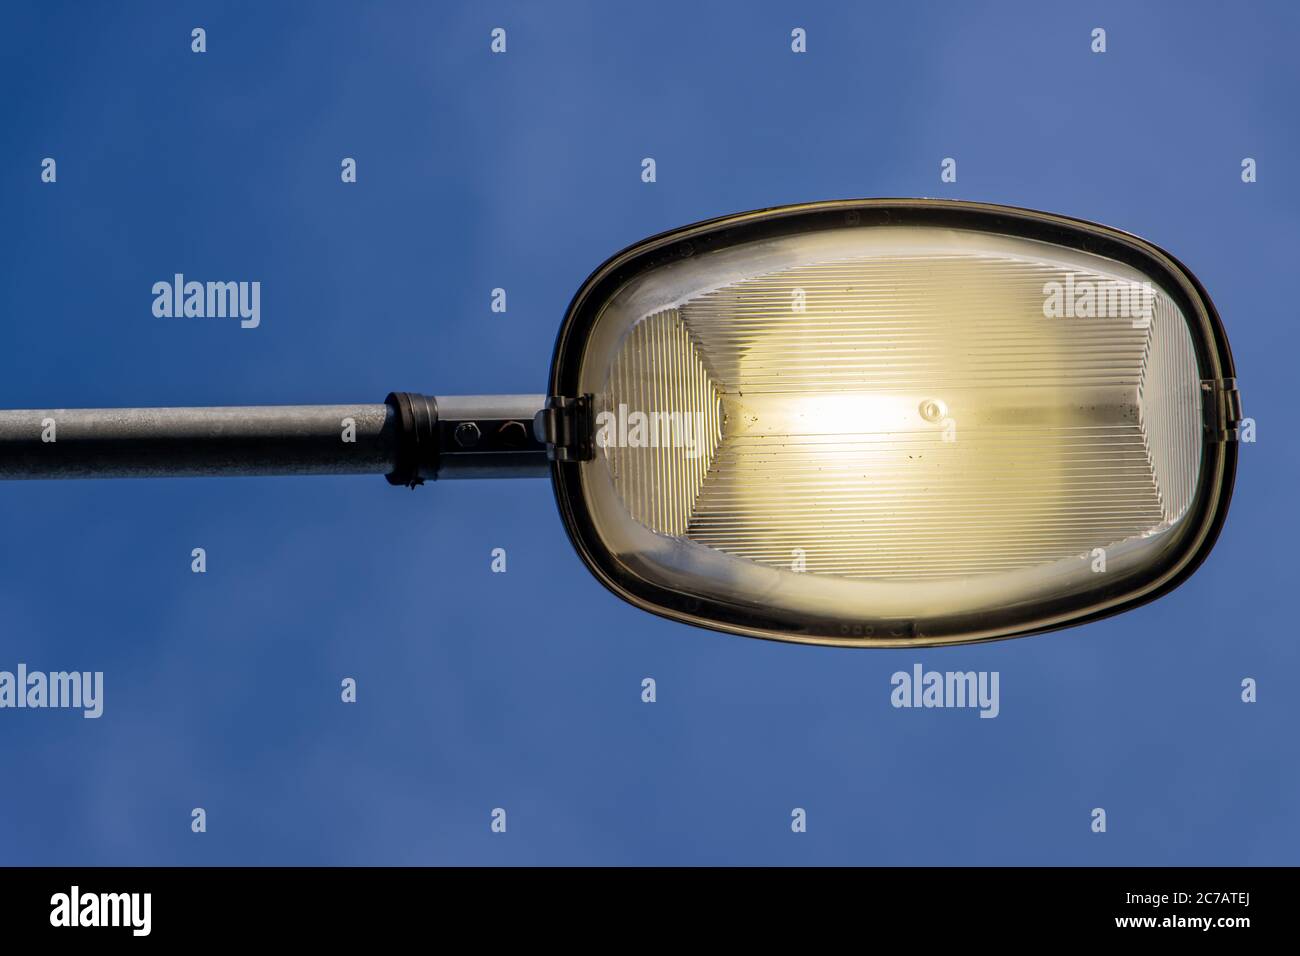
[0,200,1241,647]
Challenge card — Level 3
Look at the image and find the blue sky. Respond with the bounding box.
[0,0,1295,865]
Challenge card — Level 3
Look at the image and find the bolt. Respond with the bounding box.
[919,399,948,423]
[453,422,481,448]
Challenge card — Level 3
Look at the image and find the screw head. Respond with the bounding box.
[453,422,481,448]
[497,420,528,448]
[919,399,948,423]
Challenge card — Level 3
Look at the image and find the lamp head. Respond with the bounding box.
[541,199,1239,647]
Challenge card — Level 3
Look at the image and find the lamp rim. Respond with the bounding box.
[546,198,1238,648]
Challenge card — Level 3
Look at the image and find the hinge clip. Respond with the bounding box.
[1201,378,1242,442]
[533,395,595,462]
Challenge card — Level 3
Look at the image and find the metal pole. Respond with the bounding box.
[0,394,550,482]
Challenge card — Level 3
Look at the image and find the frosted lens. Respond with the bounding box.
[576,226,1204,639]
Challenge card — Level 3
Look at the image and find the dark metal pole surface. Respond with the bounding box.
[0,394,553,481]
[0,404,397,479]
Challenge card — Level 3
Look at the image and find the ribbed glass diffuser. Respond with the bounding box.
[578,226,1203,627]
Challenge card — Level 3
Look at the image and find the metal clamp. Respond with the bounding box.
[533,395,595,462]
[1201,379,1243,443]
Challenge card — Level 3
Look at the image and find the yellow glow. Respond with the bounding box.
[599,240,1201,583]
